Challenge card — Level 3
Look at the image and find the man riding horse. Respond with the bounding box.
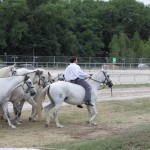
[64,56,93,107]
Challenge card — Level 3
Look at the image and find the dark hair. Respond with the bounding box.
[70,56,77,63]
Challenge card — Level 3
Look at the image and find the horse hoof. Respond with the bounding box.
[57,125,64,128]
[31,118,36,122]
[45,124,49,128]
[92,122,97,126]
[12,125,16,129]
[29,117,32,122]
[14,121,21,125]
[86,120,90,124]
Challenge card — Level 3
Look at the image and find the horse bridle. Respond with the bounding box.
[11,69,17,76]
[23,80,35,93]
[90,71,113,96]
[35,71,51,88]
[90,71,110,85]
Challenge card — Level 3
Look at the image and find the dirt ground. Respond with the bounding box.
[2,86,150,148]
[8,86,150,111]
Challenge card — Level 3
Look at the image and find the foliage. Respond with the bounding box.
[0,0,150,58]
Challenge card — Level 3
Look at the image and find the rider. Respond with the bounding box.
[64,56,93,107]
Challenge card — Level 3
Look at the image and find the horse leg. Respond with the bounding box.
[2,103,16,128]
[11,102,22,125]
[14,100,25,123]
[29,107,37,122]
[25,97,37,121]
[53,103,63,128]
[44,102,55,127]
[87,105,98,126]
[86,105,92,117]
[0,105,4,120]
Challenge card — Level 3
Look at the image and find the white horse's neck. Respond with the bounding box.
[16,68,36,82]
[16,68,33,75]
[6,76,24,88]
[88,71,105,90]
[0,76,25,102]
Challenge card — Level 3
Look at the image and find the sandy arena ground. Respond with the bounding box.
[8,86,150,111]
[7,69,150,110]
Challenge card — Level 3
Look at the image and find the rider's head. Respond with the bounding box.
[70,56,77,64]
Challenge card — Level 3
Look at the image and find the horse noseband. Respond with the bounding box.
[107,80,113,88]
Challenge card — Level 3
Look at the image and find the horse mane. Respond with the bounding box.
[92,71,102,80]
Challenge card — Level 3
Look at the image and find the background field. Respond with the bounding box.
[1,69,150,149]
[1,89,150,149]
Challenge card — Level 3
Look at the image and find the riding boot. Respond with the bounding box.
[77,105,83,108]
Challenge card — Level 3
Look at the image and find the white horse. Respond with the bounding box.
[29,69,64,121]
[0,64,16,77]
[50,73,64,83]
[12,68,51,123]
[0,68,44,120]
[37,70,113,128]
[28,68,51,121]
[0,75,36,128]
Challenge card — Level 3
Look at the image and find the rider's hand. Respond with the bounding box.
[88,74,92,79]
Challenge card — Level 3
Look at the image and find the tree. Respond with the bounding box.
[0,0,28,54]
[109,34,120,58]
[131,31,144,59]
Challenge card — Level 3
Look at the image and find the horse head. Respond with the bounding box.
[24,75,36,96]
[102,71,113,88]
[10,64,17,76]
[35,69,52,87]
[49,73,64,83]
[58,73,64,81]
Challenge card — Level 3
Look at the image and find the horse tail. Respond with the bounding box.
[36,84,50,120]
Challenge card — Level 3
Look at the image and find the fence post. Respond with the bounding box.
[89,57,91,70]
[53,56,55,68]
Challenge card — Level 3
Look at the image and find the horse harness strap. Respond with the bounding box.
[23,81,34,93]
[90,71,108,84]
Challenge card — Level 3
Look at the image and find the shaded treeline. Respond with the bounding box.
[0,0,150,59]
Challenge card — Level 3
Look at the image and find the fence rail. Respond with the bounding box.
[0,55,150,70]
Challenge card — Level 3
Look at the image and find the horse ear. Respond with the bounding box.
[102,64,108,71]
[37,70,43,75]
[24,75,30,81]
[48,72,51,77]
[13,64,16,67]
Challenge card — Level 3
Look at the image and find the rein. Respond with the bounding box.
[90,78,106,89]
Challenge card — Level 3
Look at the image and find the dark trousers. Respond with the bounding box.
[70,78,91,103]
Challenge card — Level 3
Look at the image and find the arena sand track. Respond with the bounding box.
[2,86,150,148]
[8,86,150,111]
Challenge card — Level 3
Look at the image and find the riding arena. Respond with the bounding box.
[0,64,150,149]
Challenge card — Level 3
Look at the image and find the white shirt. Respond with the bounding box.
[64,63,88,81]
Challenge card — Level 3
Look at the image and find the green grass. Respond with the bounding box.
[1,98,150,149]
[44,124,150,150]
[43,98,150,150]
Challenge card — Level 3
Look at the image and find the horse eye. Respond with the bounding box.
[107,75,109,78]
